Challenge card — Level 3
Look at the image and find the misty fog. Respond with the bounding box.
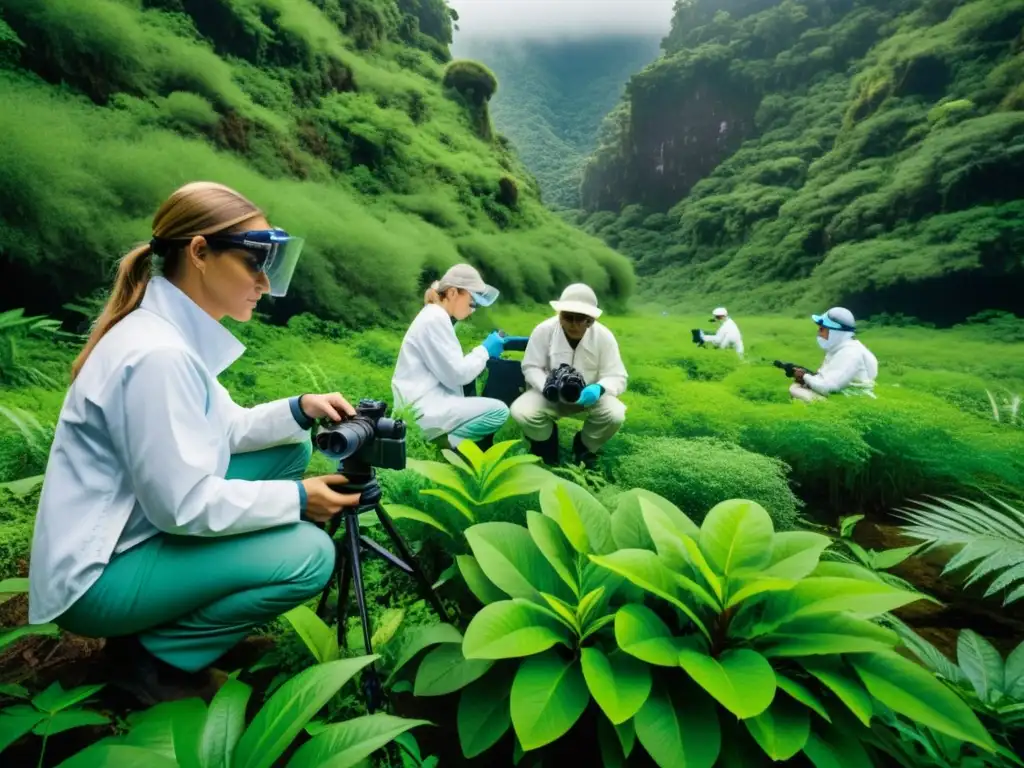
[449,0,675,40]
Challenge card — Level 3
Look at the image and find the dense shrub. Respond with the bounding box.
[609,436,801,528]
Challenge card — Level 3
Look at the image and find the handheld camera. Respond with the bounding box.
[543,363,586,404]
[773,360,813,379]
[691,329,705,346]
[313,399,406,473]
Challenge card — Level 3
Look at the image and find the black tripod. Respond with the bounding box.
[315,459,451,712]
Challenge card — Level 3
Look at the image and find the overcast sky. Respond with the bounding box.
[449,0,675,39]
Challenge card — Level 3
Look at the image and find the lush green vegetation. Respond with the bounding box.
[453,35,662,209]
[575,0,1024,323]
[0,0,633,327]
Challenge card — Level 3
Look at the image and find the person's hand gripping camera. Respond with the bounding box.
[297,392,363,523]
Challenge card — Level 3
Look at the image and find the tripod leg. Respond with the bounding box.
[374,503,451,623]
[344,513,383,712]
[335,542,352,646]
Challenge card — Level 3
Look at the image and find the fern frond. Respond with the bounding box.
[896,495,1024,606]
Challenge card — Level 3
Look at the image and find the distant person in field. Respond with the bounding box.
[29,182,359,705]
[700,307,744,358]
[511,283,628,467]
[790,307,878,401]
[392,263,509,451]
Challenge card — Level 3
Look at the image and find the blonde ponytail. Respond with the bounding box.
[71,244,153,381]
[424,280,443,305]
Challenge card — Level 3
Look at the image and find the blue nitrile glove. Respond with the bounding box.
[575,383,604,407]
[482,331,506,359]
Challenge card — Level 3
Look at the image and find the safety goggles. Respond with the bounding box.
[151,228,305,297]
[812,311,855,333]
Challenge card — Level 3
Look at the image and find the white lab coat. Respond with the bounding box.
[29,277,309,625]
[804,335,878,397]
[703,318,744,357]
[521,316,628,397]
[391,304,491,437]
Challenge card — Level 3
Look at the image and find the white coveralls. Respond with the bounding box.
[511,316,628,453]
[703,317,744,357]
[392,304,508,442]
[790,332,878,402]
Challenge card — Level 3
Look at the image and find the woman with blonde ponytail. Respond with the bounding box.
[30,181,362,705]
[392,263,511,450]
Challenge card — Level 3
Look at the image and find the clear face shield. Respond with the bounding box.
[207,228,305,297]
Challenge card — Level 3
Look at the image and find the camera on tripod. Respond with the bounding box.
[543,363,586,404]
[313,399,406,472]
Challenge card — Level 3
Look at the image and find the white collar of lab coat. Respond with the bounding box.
[139,276,245,376]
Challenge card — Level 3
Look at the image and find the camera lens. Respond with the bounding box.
[316,417,374,461]
[561,380,583,403]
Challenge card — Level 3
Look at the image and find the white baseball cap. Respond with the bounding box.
[434,263,499,307]
[550,283,602,319]
[712,307,728,317]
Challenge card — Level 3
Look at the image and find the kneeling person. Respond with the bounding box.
[791,307,878,401]
[511,284,628,466]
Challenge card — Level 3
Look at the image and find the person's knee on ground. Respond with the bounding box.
[279,521,337,600]
[790,383,821,402]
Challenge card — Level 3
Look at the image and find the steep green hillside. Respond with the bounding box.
[0,0,633,328]
[578,0,1024,324]
[454,35,662,209]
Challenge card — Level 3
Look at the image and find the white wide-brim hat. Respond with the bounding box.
[550,283,602,318]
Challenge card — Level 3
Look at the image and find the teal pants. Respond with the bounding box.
[57,441,336,673]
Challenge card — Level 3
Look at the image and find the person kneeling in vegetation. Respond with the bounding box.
[28,182,362,705]
[391,264,509,451]
[511,284,628,467]
[790,307,878,402]
[700,306,744,358]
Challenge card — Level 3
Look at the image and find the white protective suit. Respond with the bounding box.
[793,331,878,400]
[703,317,744,357]
[511,316,628,452]
[391,303,507,439]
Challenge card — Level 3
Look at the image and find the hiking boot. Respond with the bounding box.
[528,425,560,466]
[102,636,225,707]
[572,432,598,469]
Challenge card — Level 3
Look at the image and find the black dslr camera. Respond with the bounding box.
[543,363,587,404]
[313,399,406,472]
[691,329,705,346]
[773,360,814,379]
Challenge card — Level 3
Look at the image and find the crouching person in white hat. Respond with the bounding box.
[511,284,628,467]
[701,307,744,358]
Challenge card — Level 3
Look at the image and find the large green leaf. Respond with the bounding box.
[589,550,710,641]
[527,511,580,597]
[725,576,796,609]
[614,604,679,667]
[107,698,206,762]
[775,674,830,722]
[802,725,873,768]
[510,650,589,751]
[457,666,515,759]
[233,656,378,768]
[283,606,340,664]
[456,555,507,605]
[699,500,774,576]
[760,614,900,657]
[57,744,180,767]
[541,481,616,555]
[799,658,873,727]
[0,622,60,651]
[744,696,810,761]
[462,599,571,659]
[754,577,923,630]
[465,522,569,601]
[414,643,494,696]
[762,532,832,581]
[0,704,46,753]
[634,680,719,768]
[612,489,697,550]
[957,629,1005,705]
[406,460,472,503]
[380,504,454,537]
[286,713,429,768]
[34,710,109,737]
[677,647,776,718]
[32,683,105,713]
[200,675,251,768]
[1005,640,1024,699]
[581,647,652,725]
[478,464,555,505]
[849,651,997,750]
[386,623,463,685]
